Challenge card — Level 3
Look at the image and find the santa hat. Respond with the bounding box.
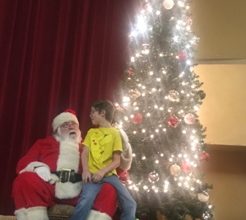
[52,109,79,132]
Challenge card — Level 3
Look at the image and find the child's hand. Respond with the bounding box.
[92,170,105,183]
[82,170,91,183]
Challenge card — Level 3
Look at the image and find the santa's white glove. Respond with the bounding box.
[34,166,51,182]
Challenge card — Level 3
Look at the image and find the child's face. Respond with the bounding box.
[90,107,105,126]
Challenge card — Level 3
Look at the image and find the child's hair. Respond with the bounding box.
[92,100,115,123]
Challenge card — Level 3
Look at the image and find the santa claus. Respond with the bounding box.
[12,109,129,220]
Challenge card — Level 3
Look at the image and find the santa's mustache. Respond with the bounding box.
[68,130,77,136]
[56,127,82,143]
[66,129,80,139]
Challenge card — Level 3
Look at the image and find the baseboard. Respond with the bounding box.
[0,216,16,220]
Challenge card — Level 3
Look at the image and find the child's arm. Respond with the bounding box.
[81,145,91,183]
[92,151,121,183]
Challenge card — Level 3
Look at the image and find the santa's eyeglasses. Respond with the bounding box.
[60,121,78,129]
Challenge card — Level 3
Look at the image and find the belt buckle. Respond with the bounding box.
[60,168,72,183]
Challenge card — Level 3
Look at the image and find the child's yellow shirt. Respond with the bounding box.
[82,127,123,176]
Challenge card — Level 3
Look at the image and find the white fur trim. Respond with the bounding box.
[119,128,133,171]
[52,112,79,131]
[26,206,48,220]
[19,161,49,174]
[55,181,82,199]
[55,141,82,199]
[56,141,80,171]
[87,210,112,220]
[15,208,27,220]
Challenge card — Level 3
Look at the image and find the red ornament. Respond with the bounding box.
[177,51,187,61]
[132,112,143,124]
[181,161,191,174]
[200,151,210,161]
[167,115,179,128]
[127,67,135,76]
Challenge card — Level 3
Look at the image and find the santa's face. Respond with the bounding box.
[57,121,81,143]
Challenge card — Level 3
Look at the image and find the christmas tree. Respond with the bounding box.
[115,0,213,219]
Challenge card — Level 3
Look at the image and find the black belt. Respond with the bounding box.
[52,169,82,183]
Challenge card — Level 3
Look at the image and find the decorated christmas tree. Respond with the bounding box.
[115,0,213,219]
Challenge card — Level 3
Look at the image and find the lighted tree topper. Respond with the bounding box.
[116,0,213,219]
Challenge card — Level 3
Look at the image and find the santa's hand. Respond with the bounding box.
[34,166,51,182]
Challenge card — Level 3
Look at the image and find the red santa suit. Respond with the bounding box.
[12,110,118,220]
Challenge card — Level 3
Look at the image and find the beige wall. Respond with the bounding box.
[192,0,246,60]
[195,65,246,219]
[202,148,246,220]
[195,64,246,146]
[190,1,246,219]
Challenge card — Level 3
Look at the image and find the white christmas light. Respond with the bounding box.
[186,60,192,65]
[135,14,148,34]
[142,49,149,55]
[177,1,185,8]
[123,116,129,121]
[163,0,175,10]
[143,185,149,190]
[122,96,130,106]
[173,35,179,42]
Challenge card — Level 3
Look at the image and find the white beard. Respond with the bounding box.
[56,127,82,144]
[53,130,82,199]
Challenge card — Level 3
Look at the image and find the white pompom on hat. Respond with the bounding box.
[52,109,79,132]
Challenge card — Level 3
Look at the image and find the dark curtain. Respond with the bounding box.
[0,0,137,214]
